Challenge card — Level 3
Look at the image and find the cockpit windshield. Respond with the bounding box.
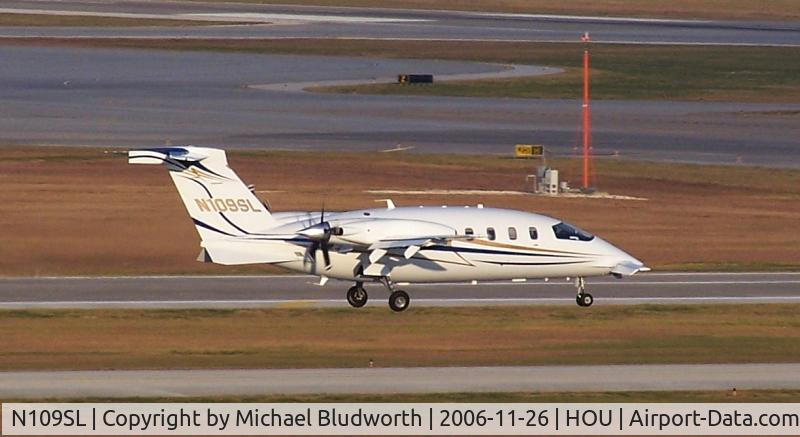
[552,222,594,241]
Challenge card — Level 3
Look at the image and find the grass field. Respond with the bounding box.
[1,304,800,371]
[8,38,799,103]
[0,14,228,27]
[187,0,800,21]
[1,147,798,276]
[313,43,800,103]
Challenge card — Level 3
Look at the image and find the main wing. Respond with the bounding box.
[361,234,473,277]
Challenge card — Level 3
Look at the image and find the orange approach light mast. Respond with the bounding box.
[581,32,592,191]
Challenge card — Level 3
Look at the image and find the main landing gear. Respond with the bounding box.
[382,277,410,312]
[345,279,410,312]
[388,290,410,312]
[575,277,594,307]
[346,282,368,308]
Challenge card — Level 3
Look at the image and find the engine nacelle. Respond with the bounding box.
[330,218,455,246]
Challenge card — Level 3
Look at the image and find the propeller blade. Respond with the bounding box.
[303,203,333,270]
[307,241,320,265]
[321,242,331,270]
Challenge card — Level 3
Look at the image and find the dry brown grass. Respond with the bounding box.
[1,304,799,370]
[189,0,800,21]
[0,14,228,27]
[0,147,798,276]
[22,389,800,403]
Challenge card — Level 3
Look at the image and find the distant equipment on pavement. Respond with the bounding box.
[515,145,566,195]
[398,74,434,84]
[539,167,559,195]
[525,166,568,195]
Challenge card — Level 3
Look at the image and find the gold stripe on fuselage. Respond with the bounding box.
[466,238,598,257]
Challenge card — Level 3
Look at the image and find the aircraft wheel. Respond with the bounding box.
[388,290,410,312]
[347,285,368,308]
[577,293,594,307]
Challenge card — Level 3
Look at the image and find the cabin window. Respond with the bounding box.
[529,227,538,240]
[486,227,496,241]
[508,227,517,240]
[552,222,594,242]
[465,227,474,236]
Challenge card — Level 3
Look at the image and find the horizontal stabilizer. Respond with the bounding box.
[129,147,207,165]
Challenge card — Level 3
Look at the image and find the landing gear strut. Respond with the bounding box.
[381,278,410,312]
[346,282,368,308]
[575,277,594,307]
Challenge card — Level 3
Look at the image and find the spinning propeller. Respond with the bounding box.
[298,206,341,270]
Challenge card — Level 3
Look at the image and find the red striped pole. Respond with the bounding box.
[582,47,591,190]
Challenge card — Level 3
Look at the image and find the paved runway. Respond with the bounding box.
[1,45,799,166]
[1,272,799,309]
[2,364,799,398]
[1,1,799,46]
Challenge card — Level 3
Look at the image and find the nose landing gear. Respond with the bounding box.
[575,277,594,307]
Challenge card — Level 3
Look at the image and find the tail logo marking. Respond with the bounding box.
[194,198,263,213]
[184,166,232,183]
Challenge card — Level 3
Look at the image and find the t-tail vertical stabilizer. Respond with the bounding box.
[129,147,278,241]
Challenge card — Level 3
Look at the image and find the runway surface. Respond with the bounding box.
[2,364,799,398]
[1,45,799,167]
[1,1,799,46]
[1,272,799,309]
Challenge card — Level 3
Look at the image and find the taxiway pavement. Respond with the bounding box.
[1,46,799,167]
[1,1,799,46]
[2,364,799,398]
[1,272,799,309]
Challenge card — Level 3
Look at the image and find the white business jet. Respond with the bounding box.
[130,147,648,312]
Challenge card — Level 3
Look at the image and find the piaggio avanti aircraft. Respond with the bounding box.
[130,147,648,312]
